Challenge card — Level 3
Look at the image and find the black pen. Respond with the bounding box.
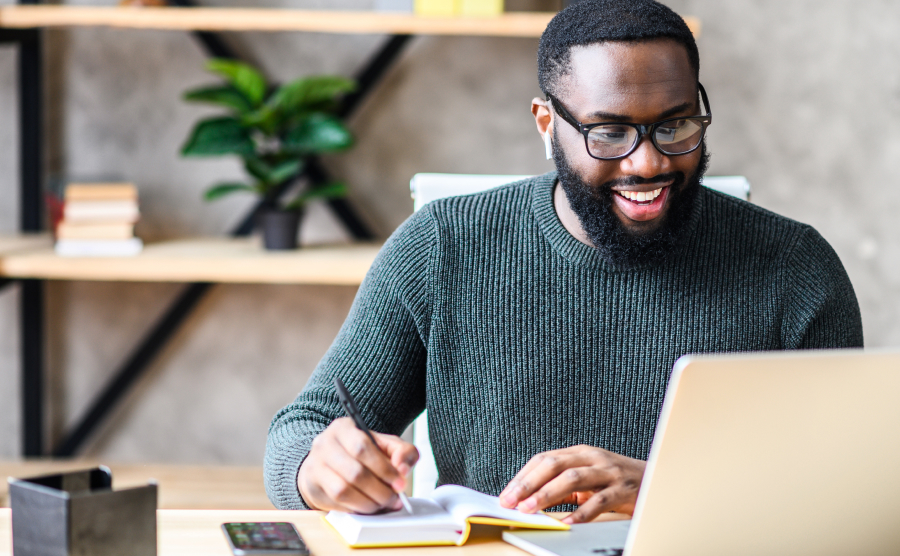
[333,376,414,513]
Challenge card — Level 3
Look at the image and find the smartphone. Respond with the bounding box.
[221,522,310,556]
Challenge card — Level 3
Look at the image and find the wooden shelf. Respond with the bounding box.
[0,6,700,37]
[0,233,52,256]
[0,6,553,37]
[0,236,380,285]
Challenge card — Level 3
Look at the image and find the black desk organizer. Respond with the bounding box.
[8,467,157,556]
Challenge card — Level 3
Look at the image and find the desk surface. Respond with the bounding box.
[0,461,272,510]
[0,508,578,556]
[0,236,380,285]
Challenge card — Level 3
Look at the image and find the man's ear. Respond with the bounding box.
[532,98,553,160]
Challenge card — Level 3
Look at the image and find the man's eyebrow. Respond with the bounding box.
[583,101,695,123]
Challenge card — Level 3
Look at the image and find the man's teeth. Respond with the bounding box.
[618,188,663,202]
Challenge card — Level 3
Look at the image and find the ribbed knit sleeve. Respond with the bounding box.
[781,226,864,349]
[264,208,437,509]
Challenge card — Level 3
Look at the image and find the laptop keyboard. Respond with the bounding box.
[591,550,623,555]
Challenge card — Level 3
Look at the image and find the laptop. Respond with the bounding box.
[504,349,900,556]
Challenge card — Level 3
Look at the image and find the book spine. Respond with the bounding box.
[54,238,144,257]
[459,0,503,17]
[414,0,458,17]
[63,202,140,223]
[65,183,138,201]
[56,222,135,240]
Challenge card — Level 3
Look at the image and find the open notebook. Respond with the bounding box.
[324,484,569,548]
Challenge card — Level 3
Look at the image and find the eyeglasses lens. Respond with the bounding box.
[586,125,638,159]
[585,118,705,159]
[653,119,704,153]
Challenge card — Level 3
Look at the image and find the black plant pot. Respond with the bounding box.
[259,208,302,250]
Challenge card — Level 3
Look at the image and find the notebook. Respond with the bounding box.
[324,484,568,548]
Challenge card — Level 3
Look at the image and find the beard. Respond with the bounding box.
[553,135,710,269]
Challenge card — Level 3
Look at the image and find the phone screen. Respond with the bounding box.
[222,522,310,555]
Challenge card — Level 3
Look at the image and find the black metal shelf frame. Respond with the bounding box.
[2,0,412,457]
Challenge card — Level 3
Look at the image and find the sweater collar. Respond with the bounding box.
[530,170,705,273]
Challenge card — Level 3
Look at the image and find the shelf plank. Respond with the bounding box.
[0,6,700,38]
[0,237,380,285]
[0,6,553,36]
[0,233,52,256]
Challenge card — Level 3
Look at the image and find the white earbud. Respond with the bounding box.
[543,133,553,160]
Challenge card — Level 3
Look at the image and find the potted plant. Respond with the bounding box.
[181,58,356,250]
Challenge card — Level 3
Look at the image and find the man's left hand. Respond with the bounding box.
[498,445,646,524]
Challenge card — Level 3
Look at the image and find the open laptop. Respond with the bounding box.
[504,349,900,556]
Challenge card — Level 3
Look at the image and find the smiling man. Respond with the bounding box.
[265,0,863,524]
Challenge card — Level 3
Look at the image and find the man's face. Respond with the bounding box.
[542,39,708,266]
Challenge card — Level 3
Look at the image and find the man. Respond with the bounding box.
[265,0,863,524]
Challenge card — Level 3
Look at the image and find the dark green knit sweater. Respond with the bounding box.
[265,171,863,510]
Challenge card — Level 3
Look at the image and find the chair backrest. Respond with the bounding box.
[407,172,751,497]
[701,175,751,201]
[411,173,750,211]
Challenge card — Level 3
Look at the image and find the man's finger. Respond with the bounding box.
[325,440,401,509]
[516,464,609,513]
[561,486,623,524]
[374,431,419,478]
[334,424,406,493]
[316,464,389,514]
[500,448,595,508]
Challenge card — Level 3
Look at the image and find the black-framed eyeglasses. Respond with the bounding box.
[547,83,712,160]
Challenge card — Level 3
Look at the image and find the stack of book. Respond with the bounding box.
[55,183,143,257]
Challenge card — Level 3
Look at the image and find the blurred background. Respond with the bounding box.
[0,0,897,465]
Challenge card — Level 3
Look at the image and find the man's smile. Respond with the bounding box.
[611,182,672,222]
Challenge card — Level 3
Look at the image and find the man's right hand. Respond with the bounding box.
[297,417,419,513]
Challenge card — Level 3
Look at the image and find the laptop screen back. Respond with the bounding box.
[628,349,900,556]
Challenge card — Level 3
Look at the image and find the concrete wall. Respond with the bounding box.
[0,0,897,464]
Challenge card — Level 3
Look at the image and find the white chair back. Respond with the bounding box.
[410,173,532,212]
[701,175,751,201]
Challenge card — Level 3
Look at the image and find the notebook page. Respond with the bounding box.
[325,498,464,546]
[330,497,451,527]
[431,485,564,528]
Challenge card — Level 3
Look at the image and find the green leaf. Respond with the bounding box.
[204,182,256,201]
[206,58,267,107]
[243,156,272,182]
[243,157,302,185]
[268,76,356,114]
[240,105,280,134]
[286,181,348,210]
[282,113,353,154]
[184,85,253,114]
[270,159,303,184]
[181,117,255,157]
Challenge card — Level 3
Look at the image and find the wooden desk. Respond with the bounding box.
[0,507,569,556]
[0,461,272,510]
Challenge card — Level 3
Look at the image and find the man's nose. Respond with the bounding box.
[619,135,670,178]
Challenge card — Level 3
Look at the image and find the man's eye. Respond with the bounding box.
[656,127,678,141]
[591,127,631,144]
[656,120,699,143]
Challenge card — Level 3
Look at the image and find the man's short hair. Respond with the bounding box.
[538,0,700,97]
